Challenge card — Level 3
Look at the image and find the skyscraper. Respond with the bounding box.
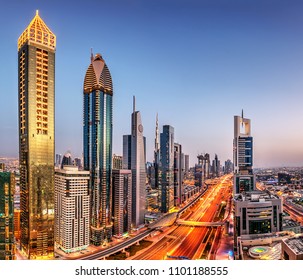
[160,125,174,213]
[173,143,183,207]
[233,112,254,194]
[18,11,55,259]
[122,97,146,227]
[83,52,113,245]
[0,172,15,260]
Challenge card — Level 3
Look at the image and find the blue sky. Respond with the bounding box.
[1,0,303,167]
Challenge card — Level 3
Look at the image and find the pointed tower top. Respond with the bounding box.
[18,11,56,51]
[241,109,244,119]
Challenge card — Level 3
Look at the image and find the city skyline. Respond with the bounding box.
[1,1,303,168]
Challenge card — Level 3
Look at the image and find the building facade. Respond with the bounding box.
[83,52,113,245]
[160,125,175,213]
[0,172,15,260]
[54,166,90,253]
[18,11,55,259]
[234,191,283,236]
[112,169,132,237]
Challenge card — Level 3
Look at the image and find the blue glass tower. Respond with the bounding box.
[83,53,113,245]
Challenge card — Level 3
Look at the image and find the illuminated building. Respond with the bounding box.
[18,11,55,259]
[0,172,15,260]
[160,125,174,213]
[122,97,146,227]
[112,169,132,236]
[54,166,90,253]
[83,52,113,245]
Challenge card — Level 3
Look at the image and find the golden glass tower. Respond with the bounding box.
[18,11,56,259]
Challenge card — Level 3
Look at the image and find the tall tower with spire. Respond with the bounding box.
[123,97,146,227]
[18,11,56,259]
[83,52,113,245]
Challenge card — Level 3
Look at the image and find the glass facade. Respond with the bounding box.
[18,13,55,259]
[83,54,113,245]
[160,125,175,213]
[0,172,15,260]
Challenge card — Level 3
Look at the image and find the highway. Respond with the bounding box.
[133,175,233,260]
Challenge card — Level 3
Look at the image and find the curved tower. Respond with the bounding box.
[18,11,55,259]
[83,53,113,245]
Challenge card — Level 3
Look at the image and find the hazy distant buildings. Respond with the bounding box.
[83,52,113,245]
[55,166,90,253]
[0,172,15,260]
[55,154,62,168]
[212,154,220,178]
[160,125,174,212]
[184,154,189,175]
[224,159,233,174]
[18,11,55,259]
[61,151,73,168]
[112,169,132,236]
[123,97,146,227]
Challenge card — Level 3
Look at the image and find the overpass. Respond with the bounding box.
[177,219,224,227]
[78,228,155,260]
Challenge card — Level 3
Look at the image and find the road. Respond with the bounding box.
[133,175,233,260]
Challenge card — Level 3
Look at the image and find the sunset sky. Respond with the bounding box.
[1,0,303,167]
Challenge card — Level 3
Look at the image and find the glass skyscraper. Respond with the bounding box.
[18,11,55,259]
[83,53,113,245]
[160,125,175,213]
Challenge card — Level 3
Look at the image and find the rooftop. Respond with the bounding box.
[283,235,303,255]
[234,190,279,202]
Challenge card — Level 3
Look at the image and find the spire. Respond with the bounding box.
[133,96,136,113]
[241,109,244,119]
[155,113,159,153]
[90,48,94,63]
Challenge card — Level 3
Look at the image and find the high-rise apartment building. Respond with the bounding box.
[0,172,15,260]
[83,52,113,245]
[112,169,132,236]
[18,11,55,259]
[160,125,174,213]
[122,97,146,227]
[54,166,90,253]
